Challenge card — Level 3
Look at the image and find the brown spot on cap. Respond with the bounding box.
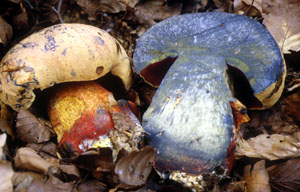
[96,66,104,75]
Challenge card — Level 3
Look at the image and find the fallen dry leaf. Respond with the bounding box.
[12,9,30,30]
[135,0,182,26]
[0,119,14,140]
[27,176,77,192]
[27,142,58,159]
[234,0,300,54]
[235,132,300,160]
[0,162,14,192]
[69,147,114,176]
[12,172,45,192]
[77,180,107,192]
[244,160,271,192]
[225,180,245,192]
[234,0,263,13]
[268,157,300,192]
[213,0,233,12]
[58,164,80,179]
[14,147,56,174]
[241,104,299,137]
[16,109,52,143]
[0,16,13,49]
[0,101,14,139]
[284,91,300,123]
[46,173,77,191]
[0,133,7,161]
[262,0,300,54]
[76,0,138,20]
[114,145,154,186]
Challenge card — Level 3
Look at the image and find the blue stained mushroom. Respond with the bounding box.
[133,12,285,178]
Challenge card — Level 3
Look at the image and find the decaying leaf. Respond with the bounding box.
[234,0,263,13]
[27,142,58,159]
[213,0,233,12]
[244,160,271,192]
[58,164,80,179]
[225,180,245,192]
[0,133,7,161]
[76,0,138,20]
[0,16,13,49]
[114,146,154,186]
[12,8,30,30]
[268,157,300,192]
[135,0,182,26]
[234,0,300,54]
[27,175,76,192]
[284,91,300,123]
[0,119,14,140]
[262,0,300,54]
[14,147,57,174]
[0,162,14,192]
[236,132,300,160]
[0,103,14,139]
[77,180,107,192]
[241,104,299,137]
[69,147,114,174]
[16,109,52,143]
[12,172,45,192]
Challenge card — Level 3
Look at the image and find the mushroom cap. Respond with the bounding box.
[0,23,132,111]
[133,12,285,175]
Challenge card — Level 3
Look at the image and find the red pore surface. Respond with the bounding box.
[140,56,177,87]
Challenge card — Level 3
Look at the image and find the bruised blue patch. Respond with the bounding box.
[97,109,105,114]
[96,36,105,45]
[71,69,76,77]
[61,48,68,56]
[44,36,58,51]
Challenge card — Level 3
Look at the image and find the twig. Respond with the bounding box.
[243,0,255,16]
[51,0,64,23]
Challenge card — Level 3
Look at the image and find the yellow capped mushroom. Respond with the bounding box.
[0,23,132,111]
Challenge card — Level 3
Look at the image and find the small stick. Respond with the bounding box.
[52,0,64,23]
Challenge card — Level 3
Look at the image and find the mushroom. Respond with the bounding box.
[0,23,132,111]
[133,12,286,189]
[0,23,142,158]
[48,81,143,158]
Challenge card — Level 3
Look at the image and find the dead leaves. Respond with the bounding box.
[244,160,271,192]
[135,0,182,26]
[262,0,300,54]
[234,0,300,54]
[236,132,300,160]
[114,146,154,186]
[0,162,14,192]
[268,157,300,192]
[12,172,45,192]
[284,91,300,123]
[0,16,12,49]
[16,109,53,143]
[0,133,6,160]
[76,0,138,20]
[0,133,13,192]
[14,147,58,174]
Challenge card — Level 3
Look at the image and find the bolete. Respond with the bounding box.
[133,12,286,189]
[0,23,132,111]
[0,24,141,158]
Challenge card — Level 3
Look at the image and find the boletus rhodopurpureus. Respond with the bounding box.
[133,12,286,189]
[0,23,132,111]
[0,24,142,157]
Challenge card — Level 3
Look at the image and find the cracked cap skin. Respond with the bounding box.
[133,12,285,176]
